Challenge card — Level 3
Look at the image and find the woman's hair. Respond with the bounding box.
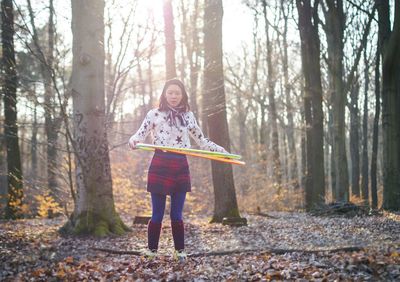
[158,79,190,112]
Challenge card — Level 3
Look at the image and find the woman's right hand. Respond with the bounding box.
[128,138,139,150]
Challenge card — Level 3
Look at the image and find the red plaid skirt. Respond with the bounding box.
[147,150,191,195]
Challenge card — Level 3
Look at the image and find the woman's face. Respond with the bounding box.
[165,84,183,107]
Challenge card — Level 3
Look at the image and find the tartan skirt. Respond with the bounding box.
[147,149,191,195]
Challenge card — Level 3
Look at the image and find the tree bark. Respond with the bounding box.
[281,0,298,188]
[328,110,337,200]
[26,0,60,202]
[378,0,400,210]
[361,49,369,205]
[30,91,38,189]
[203,0,242,222]
[370,41,380,209]
[349,79,360,198]
[180,0,201,117]
[45,0,60,202]
[2,0,24,219]
[296,0,326,210]
[323,0,349,202]
[163,0,177,79]
[61,0,128,236]
[262,0,282,188]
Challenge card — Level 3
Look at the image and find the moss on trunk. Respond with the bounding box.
[60,209,130,237]
[209,207,241,223]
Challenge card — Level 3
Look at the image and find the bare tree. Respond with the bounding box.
[26,0,62,203]
[2,0,24,219]
[377,0,400,210]
[322,0,349,202]
[349,77,360,198]
[261,0,282,188]
[361,48,369,204]
[280,0,298,188]
[203,0,242,222]
[179,0,202,116]
[163,0,177,79]
[296,0,325,210]
[370,39,380,209]
[62,0,129,235]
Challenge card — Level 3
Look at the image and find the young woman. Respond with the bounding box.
[128,79,228,261]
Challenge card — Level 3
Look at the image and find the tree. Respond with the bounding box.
[349,78,360,198]
[377,0,400,210]
[322,0,375,202]
[322,0,349,202]
[2,0,24,219]
[26,0,61,202]
[179,0,201,116]
[261,0,282,188]
[203,0,242,222]
[296,0,325,210]
[361,48,369,204]
[163,0,177,79]
[61,0,129,236]
[280,0,298,189]
[370,40,380,209]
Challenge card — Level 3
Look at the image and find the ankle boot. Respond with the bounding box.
[171,220,184,251]
[147,220,162,251]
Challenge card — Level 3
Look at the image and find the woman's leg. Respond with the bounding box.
[151,193,166,223]
[170,192,186,251]
[148,193,166,251]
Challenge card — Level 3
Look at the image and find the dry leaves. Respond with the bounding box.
[1,211,399,281]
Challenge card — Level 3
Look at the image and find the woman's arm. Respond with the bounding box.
[128,110,154,149]
[187,112,228,153]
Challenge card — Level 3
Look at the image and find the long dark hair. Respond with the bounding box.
[158,79,190,112]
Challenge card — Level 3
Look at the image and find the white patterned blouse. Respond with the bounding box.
[129,108,227,153]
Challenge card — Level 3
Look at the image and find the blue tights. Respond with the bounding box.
[150,192,186,223]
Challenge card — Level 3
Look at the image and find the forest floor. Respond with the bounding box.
[1,210,400,281]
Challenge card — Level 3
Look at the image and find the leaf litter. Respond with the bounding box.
[1,211,399,281]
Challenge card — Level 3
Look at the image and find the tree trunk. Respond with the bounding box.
[203,0,241,223]
[349,80,360,198]
[45,0,59,202]
[262,0,282,189]
[189,0,200,116]
[26,0,60,202]
[300,100,307,193]
[296,0,325,210]
[30,93,38,189]
[324,0,349,202]
[237,95,247,159]
[61,0,128,236]
[328,110,337,200]
[361,49,369,204]
[378,0,400,211]
[259,102,268,162]
[281,0,298,188]
[163,0,177,79]
[2,0,24,219]
[179,0,200,115]
[370,41,380,209]
[147,24,156,109]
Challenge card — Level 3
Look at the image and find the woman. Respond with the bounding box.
[129,79,228,261]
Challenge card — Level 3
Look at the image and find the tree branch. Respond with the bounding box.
[92,246,363,257]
